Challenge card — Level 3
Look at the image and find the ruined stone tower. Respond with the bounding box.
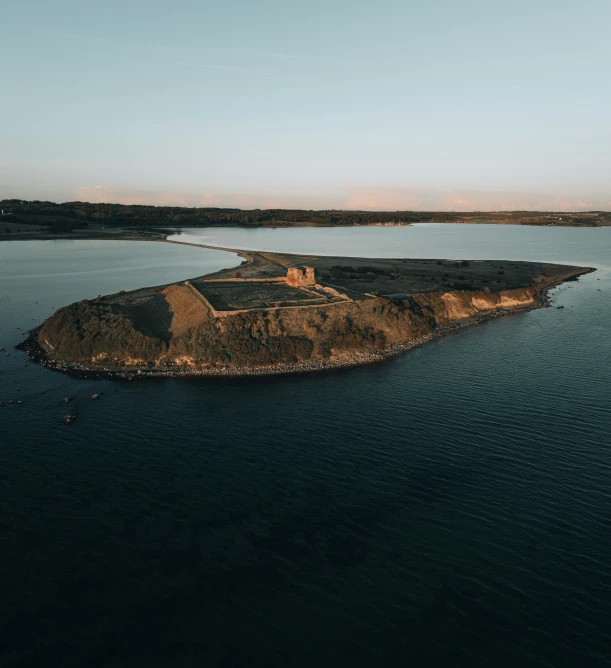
[286,266,315,287]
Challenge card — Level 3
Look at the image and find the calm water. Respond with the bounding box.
[1,227,610,667]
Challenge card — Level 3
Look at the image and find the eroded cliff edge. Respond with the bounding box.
[26,249,594,377]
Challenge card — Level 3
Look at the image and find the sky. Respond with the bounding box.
[1,0,610,211]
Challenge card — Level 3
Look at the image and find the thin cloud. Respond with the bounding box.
[175,61,270,75]
[342,187,607,212]
[50,32,270,74]
[265,51,356,65]
[66,186,611,211]
[268,52,315,61]
[50,31,105,44]
[49,31,355,70]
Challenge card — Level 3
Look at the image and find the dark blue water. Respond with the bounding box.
[1,227,610,667]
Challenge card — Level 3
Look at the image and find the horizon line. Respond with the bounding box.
[1,198,610,214]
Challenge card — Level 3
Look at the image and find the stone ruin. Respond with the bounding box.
[286,266,315,287]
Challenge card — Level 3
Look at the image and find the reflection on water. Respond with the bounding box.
[169,223,611,271]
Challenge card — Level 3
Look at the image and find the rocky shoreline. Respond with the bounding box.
[18,298,550,381]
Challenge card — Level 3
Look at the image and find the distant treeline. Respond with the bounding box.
[1,200,607,228]
[0,200,430,227]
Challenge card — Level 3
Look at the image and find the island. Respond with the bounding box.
[21,248,594,378]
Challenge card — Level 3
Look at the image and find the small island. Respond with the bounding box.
[22,248,594,378]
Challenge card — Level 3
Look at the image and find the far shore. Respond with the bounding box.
[1,219,609,247]
[0,228,168,243]
[1,206,610,247]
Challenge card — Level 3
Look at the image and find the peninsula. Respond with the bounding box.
[22,247,594,378]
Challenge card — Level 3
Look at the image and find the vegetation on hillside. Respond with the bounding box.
[41,301,166,362]
[2,200,608,229]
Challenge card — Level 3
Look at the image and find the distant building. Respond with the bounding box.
[286,266,315,287]
[1,209,14,216]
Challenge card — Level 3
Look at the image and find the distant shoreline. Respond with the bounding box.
[1,216,610,246]
[1,199,610,239]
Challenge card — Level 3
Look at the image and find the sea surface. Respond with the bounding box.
[1,226,610,667]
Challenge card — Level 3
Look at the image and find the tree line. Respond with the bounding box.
[0,200,454,227]
[2,200,606,228]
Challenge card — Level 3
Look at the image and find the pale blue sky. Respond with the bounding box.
[2,0,610,210]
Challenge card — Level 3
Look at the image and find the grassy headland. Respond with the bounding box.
[22,245,595,378]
